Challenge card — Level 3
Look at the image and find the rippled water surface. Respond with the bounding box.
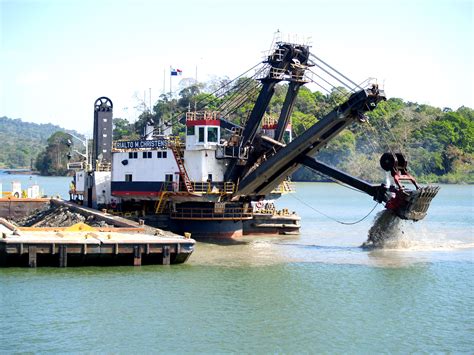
[1,175,473,352]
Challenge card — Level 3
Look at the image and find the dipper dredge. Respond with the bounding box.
[80,37,439,239]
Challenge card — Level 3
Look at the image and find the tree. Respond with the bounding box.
[35,131,71,176]
[113,118,136,140]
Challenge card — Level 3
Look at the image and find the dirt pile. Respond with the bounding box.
[14,205,112,228]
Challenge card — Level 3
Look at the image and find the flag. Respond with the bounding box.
[170,67,182,76]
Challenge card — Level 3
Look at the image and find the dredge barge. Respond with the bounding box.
[0,199,195,267]
[70,39,438,239]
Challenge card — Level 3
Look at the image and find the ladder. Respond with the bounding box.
[154,191,168,214]
[169,140,194,193]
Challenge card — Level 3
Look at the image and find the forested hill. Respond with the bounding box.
[0,117,75,169]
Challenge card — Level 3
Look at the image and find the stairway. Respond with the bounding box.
[169,141,194,193]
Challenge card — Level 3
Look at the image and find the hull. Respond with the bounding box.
[243,213,301,235]
[169,219,243,239]
[143,213,301,239]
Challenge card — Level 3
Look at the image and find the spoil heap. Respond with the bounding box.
[13,205,112,228]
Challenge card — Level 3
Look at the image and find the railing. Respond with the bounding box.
[96,162,111,172]
[271,180,296,194]
[170,207,253,220]
[159,181,236,195]
[215,145,249,160]
[186,111,220,121]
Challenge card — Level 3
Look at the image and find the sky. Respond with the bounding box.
[1,0,473,134]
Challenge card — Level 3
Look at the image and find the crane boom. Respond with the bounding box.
[235,86,385,196]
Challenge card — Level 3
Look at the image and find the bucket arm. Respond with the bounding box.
[299,154,439,221]
[298,156,391,203]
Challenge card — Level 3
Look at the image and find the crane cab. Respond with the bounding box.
[184,111,225,182]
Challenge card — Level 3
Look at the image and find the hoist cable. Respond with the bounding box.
[289,192,379,225]
[310,53,362,90]
[151,61,264,135]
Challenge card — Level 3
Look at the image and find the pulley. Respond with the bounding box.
[379,152,407,173]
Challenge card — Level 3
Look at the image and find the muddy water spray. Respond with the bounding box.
[362,209,409,248]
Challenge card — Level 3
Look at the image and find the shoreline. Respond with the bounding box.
[1,169,39,175]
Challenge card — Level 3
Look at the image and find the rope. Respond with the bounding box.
[289,192,380,225]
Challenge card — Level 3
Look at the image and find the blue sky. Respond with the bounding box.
[1,0,472,133]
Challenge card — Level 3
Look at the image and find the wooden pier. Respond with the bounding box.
[0,200,195,267]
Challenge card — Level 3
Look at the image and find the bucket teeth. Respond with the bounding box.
[395,185,440,221]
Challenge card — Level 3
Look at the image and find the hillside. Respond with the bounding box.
[0,116,82,169]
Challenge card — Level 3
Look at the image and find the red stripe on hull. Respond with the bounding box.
[112,191,161,197]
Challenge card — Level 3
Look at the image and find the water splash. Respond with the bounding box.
[362,209,474,250]
[362,209,408,249]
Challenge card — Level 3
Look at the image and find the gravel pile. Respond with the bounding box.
[14,205,112,228]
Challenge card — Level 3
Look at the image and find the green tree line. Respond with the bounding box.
[0,117,85,175]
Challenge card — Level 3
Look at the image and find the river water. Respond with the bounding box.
[1,173,473,352]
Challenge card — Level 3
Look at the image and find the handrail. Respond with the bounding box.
[271,181,296,194]
[170,207,253,220]
[186,111,220,121]
[159,181,236,194]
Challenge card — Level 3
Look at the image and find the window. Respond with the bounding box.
[157,151,162,158]
[187,126,195,136]
[143,151,152,158]
[208,127,218,143]
[207,174,213,182]
[125,174,133,182]
[128,152,138,159]
[103,118,107,122]
[103,133,107,138]
[198,127,205,143]
[163,151,167,159]
[165,174,173,182]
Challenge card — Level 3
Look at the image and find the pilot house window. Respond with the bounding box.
[125,174,133,182]
[208,127,218,143]
[187,126,195,136]
[198,127,205,143]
